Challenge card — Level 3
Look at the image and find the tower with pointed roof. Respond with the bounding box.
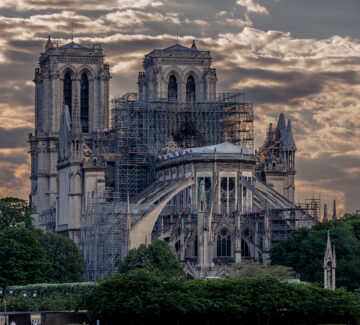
[29,37,110,229]
[324,231,336,289]
[138,40,217,102]
[256,113,297,201]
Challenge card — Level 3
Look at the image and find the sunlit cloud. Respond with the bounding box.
[236,0,269,15]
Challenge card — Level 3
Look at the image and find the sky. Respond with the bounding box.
[0,0,360,215]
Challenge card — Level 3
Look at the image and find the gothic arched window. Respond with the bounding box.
[186,75,196,102]
[63,72,72,117]
[168,75,177,102]
[217,228,232,257]
[81,73,89,133]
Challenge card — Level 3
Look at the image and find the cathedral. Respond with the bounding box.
[30,38,316,280]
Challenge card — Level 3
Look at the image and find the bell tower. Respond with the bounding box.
[29,37,110,224]
[138,40,217,102]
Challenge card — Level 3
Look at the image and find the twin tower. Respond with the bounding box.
[29,38,219,241]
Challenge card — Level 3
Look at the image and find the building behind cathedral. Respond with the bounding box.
[30,38,316,280]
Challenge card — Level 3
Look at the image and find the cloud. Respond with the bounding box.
[0,0,162,11]
[236,0,269,15]
[0,2,359,215]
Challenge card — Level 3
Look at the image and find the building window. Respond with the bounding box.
[168,75,177,102]
[186,75,196,102]
[221,177,236,214]
[81,73,89,133]
[217,228,232,257]
[63,73,72,116]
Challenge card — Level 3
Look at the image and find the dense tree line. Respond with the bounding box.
[270,214,360,290]
[84,270,360,325]
[0,197,85,286]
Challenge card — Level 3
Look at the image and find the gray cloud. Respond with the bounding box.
[0,127,32,148]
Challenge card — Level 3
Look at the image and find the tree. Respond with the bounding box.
[0,227,53,286]
[233,260,296,279]
[39,232,85,283]
[0,197,32,229]
[119,240,184,277]
[84,272,360,325]
[270,214,360,290]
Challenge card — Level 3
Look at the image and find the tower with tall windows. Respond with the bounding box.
[138,40,217,103]
[29,37,110,233]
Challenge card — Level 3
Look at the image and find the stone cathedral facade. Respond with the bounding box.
[30,38,315,279]
[29,37,110,242]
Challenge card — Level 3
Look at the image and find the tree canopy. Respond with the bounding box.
[0,227,53,286]
[84,270,360,325]
[270,214,360,290]
[119,240,184,277]
[0,197,85,285]
[39,232,85,283]
[0,197,32,229]
[233,260,296,279]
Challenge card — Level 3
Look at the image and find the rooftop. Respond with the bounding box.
[163,43,191,51]
[60,41,89,49]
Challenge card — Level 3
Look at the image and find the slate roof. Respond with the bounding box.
[163,44,191,51]
[60,42,89,49]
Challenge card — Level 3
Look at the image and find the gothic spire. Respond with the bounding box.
[286,119,297,151]
[332,200,337,220]
[277,113,287,149]
[45,35,53,50]
[191,40,198,51]
[324,231,336,289]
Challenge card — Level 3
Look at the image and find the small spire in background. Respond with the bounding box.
[191,39,197,51]
[45,35,53,50]
[332,200,337,220]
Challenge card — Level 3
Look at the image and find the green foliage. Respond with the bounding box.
[0,197,85,285]
[39,232,85,283]
[10,282,97,297]
[83,271,360,324]
[0,227,53,286]
[270,214,360,290]
[119,240,184,277]
[233,260,296,279]
[0,282,97,312]
[0,197,32,229]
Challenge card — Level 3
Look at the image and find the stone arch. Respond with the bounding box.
[182,67,202,102]
[129,177,194,249]
[59,65,77,79]
[77,65,95,81]
[59,66,77,121]
[163,67,182,100]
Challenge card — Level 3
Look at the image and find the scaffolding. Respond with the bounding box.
[112,93,254,201]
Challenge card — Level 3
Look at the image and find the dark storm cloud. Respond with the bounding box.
[243,79,324,104]
[0,127,32,148]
